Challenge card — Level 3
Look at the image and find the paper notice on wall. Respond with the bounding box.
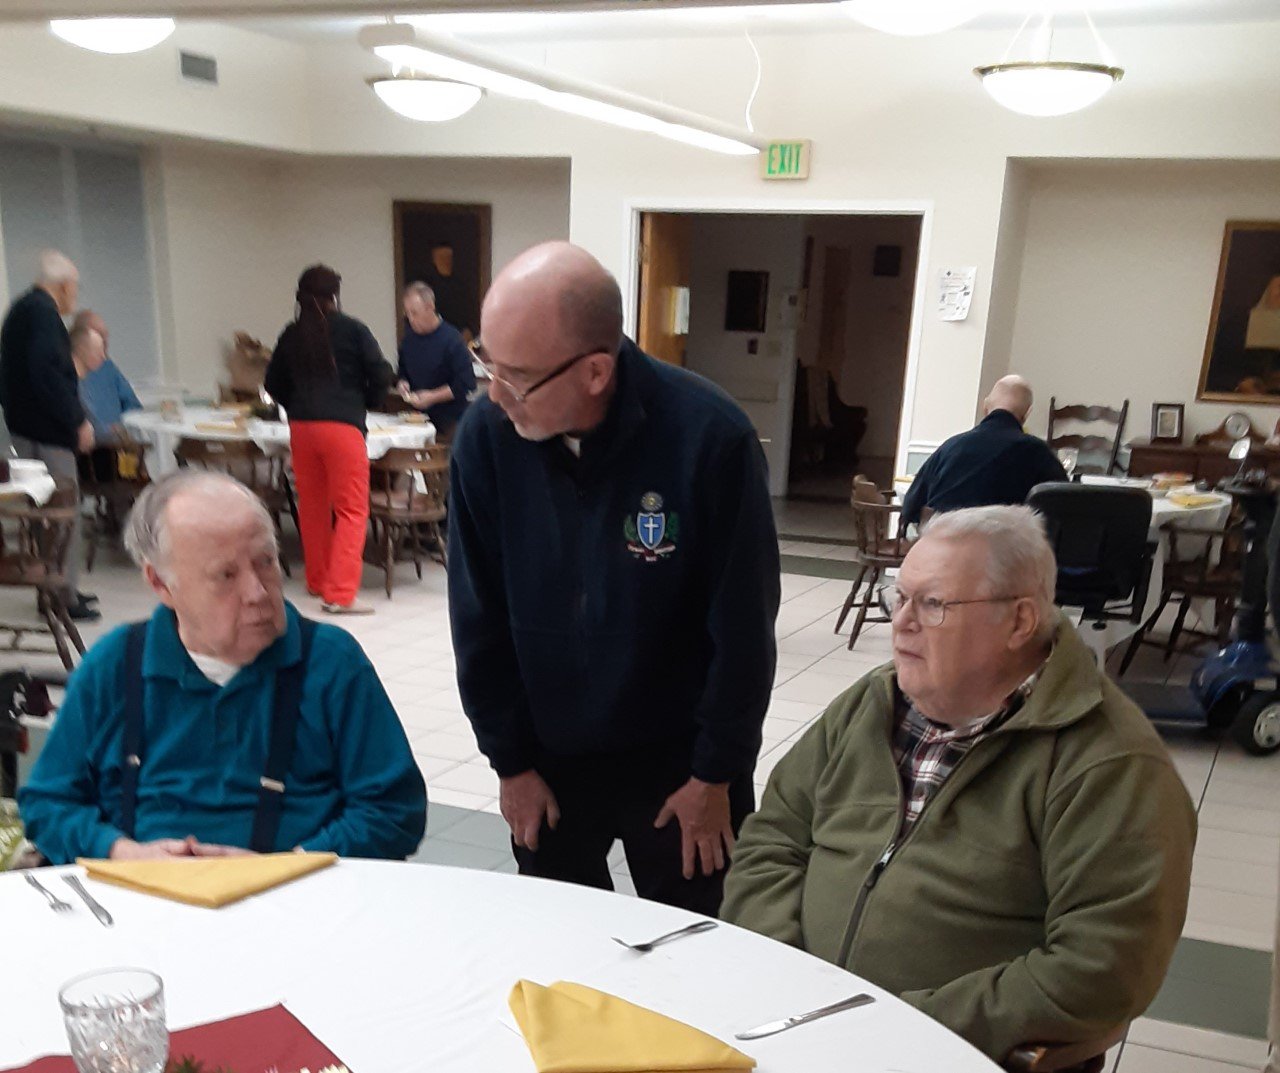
[937,267,976,321]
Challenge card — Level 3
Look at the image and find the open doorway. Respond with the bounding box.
[634,209,923,503]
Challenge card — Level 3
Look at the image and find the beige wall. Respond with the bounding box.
[150,145,570,393]
[1002,161,1280,448]
[5,17,1280,452]
[683,213,806,494]
[797,214,921,461]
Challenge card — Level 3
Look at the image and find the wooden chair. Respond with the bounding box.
[0,483,87,671]
[368,445,449,598]
[1118,519,1244,673]
[833,475,911,650]
[79,428,150,573]
[1004,1023,1127,1073]
[174,438,296,576]
[1047,398,1129,476]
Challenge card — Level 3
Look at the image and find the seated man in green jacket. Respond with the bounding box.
[722,505,1195,1063]
[20,470,427,863]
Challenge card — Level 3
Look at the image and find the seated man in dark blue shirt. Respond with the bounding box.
[396,282,476,443]
[19,470,427,863]
[901,374,1067,527]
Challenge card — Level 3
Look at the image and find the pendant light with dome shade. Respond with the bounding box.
[49,17,176,54]
[840,0,982,36]
[974,12,1123,117]
[368,73,484,122]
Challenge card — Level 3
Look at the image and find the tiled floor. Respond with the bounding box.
[5,511,1277,1072]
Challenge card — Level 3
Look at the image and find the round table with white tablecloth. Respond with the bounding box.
[0,860,1000,1073]
[122,407,435,477]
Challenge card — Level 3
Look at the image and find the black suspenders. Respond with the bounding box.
[119,617,317,853]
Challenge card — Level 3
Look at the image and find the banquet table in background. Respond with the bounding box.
[1074,477,1234,654]
[122,407,436,476]
[0,860,1000,1073]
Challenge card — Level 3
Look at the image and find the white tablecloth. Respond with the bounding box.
[0,473,57,506]
[0,860,998,1073]
[123,408,435,476]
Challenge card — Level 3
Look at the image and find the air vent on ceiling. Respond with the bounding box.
[180,51,218,85]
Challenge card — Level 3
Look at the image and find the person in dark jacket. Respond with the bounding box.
[396,282,476,444]
[265,265,393,615]
[900,375,1067,527]
[0,249,98,621]
[447,241,780,915]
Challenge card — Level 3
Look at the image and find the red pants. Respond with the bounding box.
[289,421,369,605]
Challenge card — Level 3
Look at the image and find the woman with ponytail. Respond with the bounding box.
[265,264,392,614]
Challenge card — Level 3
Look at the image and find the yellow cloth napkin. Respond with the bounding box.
[508,980,756,1073]
[1168,492,1220,508]
[75,851,337,908]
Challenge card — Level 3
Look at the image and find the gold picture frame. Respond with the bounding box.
[1197,220,1280,404]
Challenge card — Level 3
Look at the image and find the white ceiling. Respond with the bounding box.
[4,0,1280,30]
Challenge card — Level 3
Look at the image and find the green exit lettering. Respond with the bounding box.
[761,140,811,181]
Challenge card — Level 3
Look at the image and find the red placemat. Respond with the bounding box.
[6,1003,347,1073]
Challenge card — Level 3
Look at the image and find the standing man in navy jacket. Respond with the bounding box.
[447,241,780,914]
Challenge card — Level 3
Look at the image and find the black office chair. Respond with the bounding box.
[1026,483,1154,625]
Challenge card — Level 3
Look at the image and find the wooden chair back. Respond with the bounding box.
[369,445,449,522]
[1047,397,1129,475]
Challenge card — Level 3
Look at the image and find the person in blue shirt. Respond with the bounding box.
[19,470,427,863]
[900,375,1067,528]
[396,282,476,444]
[448,241,779,915]
[72,310,141,445]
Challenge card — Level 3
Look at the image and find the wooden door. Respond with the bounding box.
[637,212,692,366]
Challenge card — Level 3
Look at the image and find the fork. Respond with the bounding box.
[25,873,74,913]
[611,919,718,953]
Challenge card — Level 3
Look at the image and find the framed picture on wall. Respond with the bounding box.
[1151,402,1185,444]
[393,201,491,343]
[1197,220,1280,404]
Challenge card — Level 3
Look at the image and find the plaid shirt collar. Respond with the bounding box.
[891,648,1052,832]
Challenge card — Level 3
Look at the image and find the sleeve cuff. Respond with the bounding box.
[87,825,126,861]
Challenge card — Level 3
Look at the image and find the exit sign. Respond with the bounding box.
[761,140,811,180]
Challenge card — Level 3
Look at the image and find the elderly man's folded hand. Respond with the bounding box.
[108,837,197,860]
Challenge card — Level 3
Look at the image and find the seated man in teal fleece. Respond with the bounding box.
[19,470,426,862]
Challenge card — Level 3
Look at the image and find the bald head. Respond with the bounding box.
[984,375,1034,423]
[73,310,109,351]
[484,241,623,360]
[36,249,79,316]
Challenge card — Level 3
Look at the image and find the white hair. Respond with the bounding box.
[919,505,1058,644]
[37,249,77,286]
[124,471,276,583]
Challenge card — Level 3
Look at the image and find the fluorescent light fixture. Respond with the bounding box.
[359,23,763,156]
[369,75,483,122]
[840,0,980,35]
[49,17,175,54]
[975,13,1123,117]
[975,61,1122,117]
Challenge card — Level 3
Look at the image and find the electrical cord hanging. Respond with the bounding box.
[743,26,762,133]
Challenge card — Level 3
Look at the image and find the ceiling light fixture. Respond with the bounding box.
[358,22,764,156]
[49,17,176,54]
[975,13,1123,117]
[840,0,980,36]
[368,74,484,122]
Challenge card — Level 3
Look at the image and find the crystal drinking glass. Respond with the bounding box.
[59,968,168,1073]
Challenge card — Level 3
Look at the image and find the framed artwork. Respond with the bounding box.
[1151,402,1185,444]
[393,201,491,343]
[724,270,769,332]
[1197,220,1280,404]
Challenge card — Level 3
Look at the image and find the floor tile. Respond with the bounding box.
[427,787,496,811]
[1117,1044,1256,1072]
[410,838,510,871]
[1128,1019,1270,1067]
[1147,937,1273,1040]
[431,761,500,798]
[437,808,512,852]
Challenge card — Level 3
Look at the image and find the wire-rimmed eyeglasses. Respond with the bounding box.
[476,345,602,405]
[878,584,1028,628]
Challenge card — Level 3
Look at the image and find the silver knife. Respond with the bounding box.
[63,875,114,927]
[735,992,875,1040]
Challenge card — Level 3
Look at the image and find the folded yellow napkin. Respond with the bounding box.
[508,980,755,1073]
[75,851,337,908]
[1168,492,1220,508]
